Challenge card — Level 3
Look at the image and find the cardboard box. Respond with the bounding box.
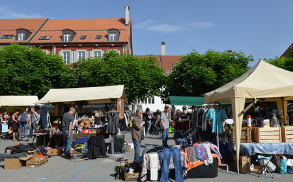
[26,155,48,168]
[4,155,33,170]
[233,155,251,173]
[125,172,140,181]
[47,148,62,156]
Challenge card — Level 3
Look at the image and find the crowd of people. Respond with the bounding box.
[132,105,196,161]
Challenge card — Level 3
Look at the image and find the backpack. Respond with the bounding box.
[19,113,28,123]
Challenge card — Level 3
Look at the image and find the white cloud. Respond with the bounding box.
[134,20,182,33]
[0,6,42,19]
[190,22,213,29]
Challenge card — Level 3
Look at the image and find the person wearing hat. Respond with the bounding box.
[29,106,40,139]
[179,106,191,132]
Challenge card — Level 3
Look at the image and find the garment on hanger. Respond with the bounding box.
[106,111,119,135]
[206,108,227,134]
[40,106,48,128]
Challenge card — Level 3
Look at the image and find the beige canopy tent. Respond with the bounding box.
[35,85,127,105]
[0,96,38,107]
[204,60,293,174]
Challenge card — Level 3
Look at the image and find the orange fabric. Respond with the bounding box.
[38,153,44,157]
[184,148,221,171]
[193,142,203,146]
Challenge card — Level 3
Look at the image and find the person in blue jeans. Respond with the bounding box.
[160,106,172,147]
[174,127,197,145]
[29,107,40,138]
[145,108,152,136]
[132,109,145,161]
[62,107,76,159]
[19,108,30,141]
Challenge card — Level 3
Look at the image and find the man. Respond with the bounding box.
[132,109,145,161]
[179,106,191,132]
[29,106,40,139]
[62,107,76,159]
[160,106,172,147]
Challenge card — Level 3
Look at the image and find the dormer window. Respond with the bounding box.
[107,29,120,41]
[18,33,25,41]
[64,34,71,41]
[38,36,52,40]
[109,33,116,41]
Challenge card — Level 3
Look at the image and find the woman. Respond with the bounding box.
[132,109,145,161]
[11,109,20,141]
[145,108,152,136]
[173,109,181,131]
[19,108,30,141]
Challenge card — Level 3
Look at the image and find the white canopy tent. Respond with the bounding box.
[0,96,38,107]
[204,60,293,174]
[35,85,127,105]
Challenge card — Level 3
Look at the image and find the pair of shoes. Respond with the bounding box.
[65,155,72,159]
[25,139,29,141]
[17,139,22,141]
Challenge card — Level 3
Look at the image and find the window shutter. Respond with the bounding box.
[74,51,78,62]
[85,51,88,59]
[70,51,73,63]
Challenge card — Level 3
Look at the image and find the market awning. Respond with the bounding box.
[0,96,38,107]
[168,96,204,106]
[35,85,127,105]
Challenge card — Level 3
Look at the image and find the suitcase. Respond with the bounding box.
[187,158,218,178]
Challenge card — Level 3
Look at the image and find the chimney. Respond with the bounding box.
[161,42,165,55]
[125,5,130,26]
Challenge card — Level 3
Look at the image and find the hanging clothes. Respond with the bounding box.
[206,108,227,134]
[106,112,119,135]
[39,106,48,129]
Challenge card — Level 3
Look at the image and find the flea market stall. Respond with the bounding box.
[204,60,293,175]
[0,95,39,136]
[35,85,128,155]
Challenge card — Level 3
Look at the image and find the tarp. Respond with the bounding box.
[204,60,293,174]
[168,96,204,106]
[0,96,38,107]
[35,85,127,105]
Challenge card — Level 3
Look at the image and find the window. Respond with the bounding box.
[45,36,51,40]
[39,36,51,40]
[95,35,102,39]
[0,35,14,39]
[38,36,45,40]
[94,51,102,58]
[80,35,86,40]
[148,97,152,104]
[18,33,25,41]
[109,33,116,41]
[63,51,70,64]
[172,64,177,68]
[64,33,70,41]
[78,51,85,59]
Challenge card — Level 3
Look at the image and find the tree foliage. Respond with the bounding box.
[265,45,293,71]
[0,43,66,98]
[162,49,253,99]
[66,50,166,103]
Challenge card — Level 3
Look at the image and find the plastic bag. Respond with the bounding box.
[287,159,293,174]
[276,155,287,174]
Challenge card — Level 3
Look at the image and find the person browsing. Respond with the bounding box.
[179,106,190,132]
[132,109,145,161]
[160,105,172,147]
[62,107,76,159]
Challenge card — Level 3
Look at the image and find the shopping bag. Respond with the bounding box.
[276,156,287,174]
[287,159,293,174]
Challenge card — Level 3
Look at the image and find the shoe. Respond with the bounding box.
[25,139,29,141]
[65,155,72,159]
[147,133,151,135]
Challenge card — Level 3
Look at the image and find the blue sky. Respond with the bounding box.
[1,0,293,66]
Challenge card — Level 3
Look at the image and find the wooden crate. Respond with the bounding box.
[233,155,251,173]
[124,172,140,181]
[252,127,282,143]
[281,126,293,143]
[231,126,252,143]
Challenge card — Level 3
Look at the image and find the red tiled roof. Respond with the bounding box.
[136,55,182,71]
[0,18,47,43]
[281,43,293,58]
[30,18,131,43]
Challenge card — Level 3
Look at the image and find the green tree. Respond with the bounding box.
[0,43,66,98]
[265,45,293,71]
[68,50,166,103]
[163,49,253,99]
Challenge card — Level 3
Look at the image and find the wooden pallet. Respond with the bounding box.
[281,126,293,143]
[231,126,252,143]
[252,127,282,143]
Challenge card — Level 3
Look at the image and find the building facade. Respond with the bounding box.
[0,6,132,63]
